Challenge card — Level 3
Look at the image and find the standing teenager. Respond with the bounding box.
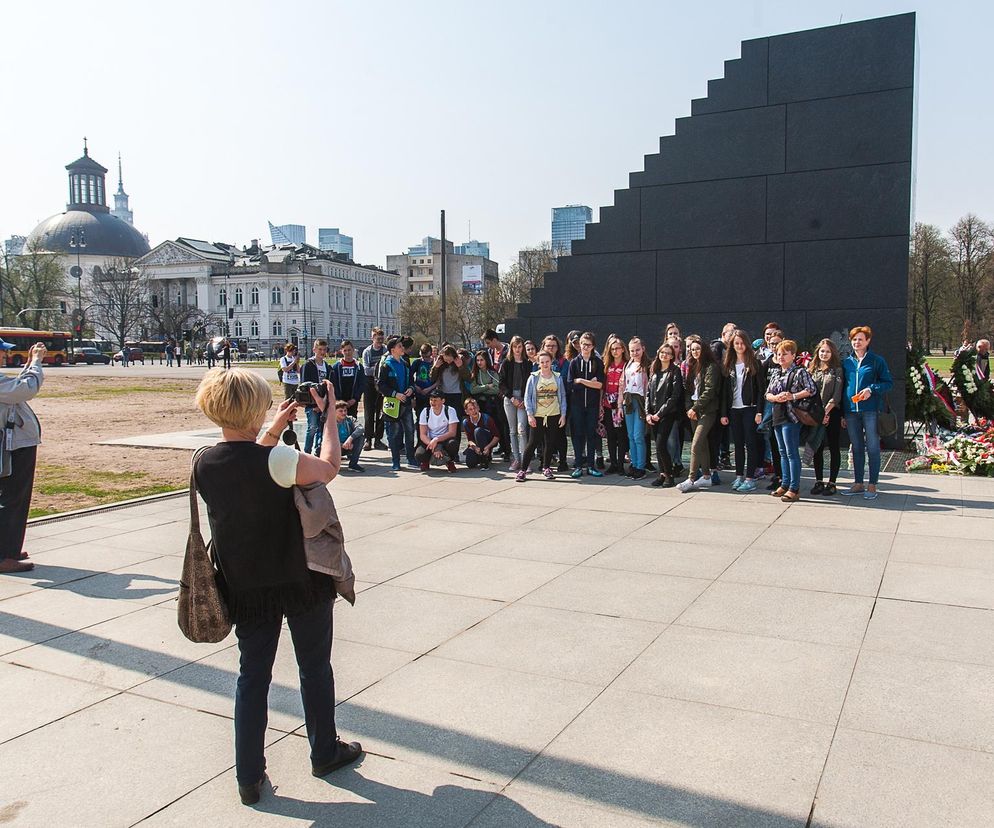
[469,350,502,428]
[765,339,818,502]
[499,336,533,471]
[279,343,302,401]
[377,336,417,471]
[622,337,650,480]
[842,326,893,500]
[646,343,684,488]
[601,336,629,474]
[806,339,844,495]
[567,332,605,478]
[677,336,720,492]
[361,328,388,450]
[516,351,566,482]
[720,330,765,493]
[541,334,570,472]
[666,327,687,475]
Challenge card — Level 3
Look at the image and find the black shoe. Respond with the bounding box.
[824,482,837,495]
[374,440,388,451]
[661,476,676,488]
[645,461,656,472]
[766,477,781,491]
[596,457,605,470]
[238,775,266,806]
[363,441,372,451]
[651,475,666,487]
[349,464,365,473]
[312,740,363,777]
[632,469,646,480]
[811,481,825,495]
[624,466,635,478]
[557,462,570,473]
[672,463,685,477]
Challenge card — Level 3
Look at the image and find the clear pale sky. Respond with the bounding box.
[2,1,990,270]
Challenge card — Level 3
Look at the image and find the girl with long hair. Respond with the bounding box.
[720,330,765,493]
[621,337,650,479]
[677,336,721,492]
[765,339,818,502]
[601,335,629,474]
[469,350,502,426]
[646,343,684,487]
[541,334,570,471]
[499,336,534,471]
[806,338,844,495]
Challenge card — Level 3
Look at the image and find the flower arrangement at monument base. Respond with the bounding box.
[905,347,957,431]
[949,348,994,419]
[906,419,994,476]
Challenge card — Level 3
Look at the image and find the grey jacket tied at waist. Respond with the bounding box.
[0,364,43,450]
[292,481,356,604]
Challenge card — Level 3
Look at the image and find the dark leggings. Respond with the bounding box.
[729,407,759,478]
[602,406,628,467]
[522,416,561,471]
[652,417,677,476]
[814,407,842,482]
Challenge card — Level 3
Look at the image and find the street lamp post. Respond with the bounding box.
[68,227,86,344]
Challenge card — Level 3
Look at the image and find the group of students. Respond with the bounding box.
[280,321,894,502]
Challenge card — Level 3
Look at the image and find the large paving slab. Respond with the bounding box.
[3,464,994,825]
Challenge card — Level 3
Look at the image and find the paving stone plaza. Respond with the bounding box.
[2,458,993,827]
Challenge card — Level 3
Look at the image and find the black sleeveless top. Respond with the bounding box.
[194,441,330,623]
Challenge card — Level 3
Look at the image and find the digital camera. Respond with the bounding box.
[294,381,327,405]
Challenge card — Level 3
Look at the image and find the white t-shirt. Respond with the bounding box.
[280,355,301,385]
[267,442,299,488]
[314,359,329,382]
[419,405,458,440]
[624,362,646,395]
[732,363,746,408]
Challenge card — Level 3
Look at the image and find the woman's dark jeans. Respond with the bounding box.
[602,406,628,467]
[234,598,337,785]
[729,406,759,478]
[652,416,677,476]
[813,407,843,483]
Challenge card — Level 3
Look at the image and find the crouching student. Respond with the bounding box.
[462,397,499,469]
[416,388,460,473]
[334,401,365,472]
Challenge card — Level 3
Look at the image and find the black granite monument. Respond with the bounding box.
[506,12,915,430]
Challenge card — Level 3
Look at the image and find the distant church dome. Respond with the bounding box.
[26,141,150,259]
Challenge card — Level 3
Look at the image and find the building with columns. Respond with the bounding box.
[135,239,402,350]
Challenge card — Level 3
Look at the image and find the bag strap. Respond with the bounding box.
[189,446,210,535]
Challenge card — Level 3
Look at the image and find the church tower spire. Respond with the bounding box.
[111,152,134,226]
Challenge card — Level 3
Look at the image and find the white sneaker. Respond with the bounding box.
[693,474,713,489]
[676,478,695,493]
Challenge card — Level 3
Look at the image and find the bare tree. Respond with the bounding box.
[2,241,67,330]
[399,293,441,342]
[908,223,951,349]
[146,296,211,343]
[949,214,993,330]
[86,259,149,349]
[444,290,481,349]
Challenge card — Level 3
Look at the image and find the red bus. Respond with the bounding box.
[0,328,72,367]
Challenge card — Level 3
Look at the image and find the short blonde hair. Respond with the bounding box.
[776,339,798,355]
[195,368,272,431]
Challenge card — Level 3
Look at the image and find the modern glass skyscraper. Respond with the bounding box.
[318,228,354,259]
[551,205,592,256]
[454,240,490,258]
[269,222,306,246]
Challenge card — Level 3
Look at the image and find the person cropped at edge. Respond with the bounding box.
[842,325,893,500]
[0,341,46,572]
[377,335,417,471]
[192,369,362,806]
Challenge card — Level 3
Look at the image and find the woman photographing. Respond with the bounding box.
[193,369,361,805]
[0,341,46,572]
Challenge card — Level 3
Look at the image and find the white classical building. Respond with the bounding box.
[135,238,402,349]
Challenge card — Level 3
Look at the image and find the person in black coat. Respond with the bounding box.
[645,343,684,487]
